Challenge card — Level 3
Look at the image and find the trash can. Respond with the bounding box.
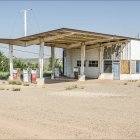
[73,67,79,79]
[31,69,37,84]
[23,69,31,83]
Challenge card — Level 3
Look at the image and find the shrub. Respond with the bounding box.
[12,88,21,91]
[9,80,22,85]
[124,82,127,85]
[71,84,78,89]
[23,83,30,86]
[0,72,9,80]
[0,87,5,90]
[43,72,52,77]
[80,86,85,89]
[65,86,72,90]
[65,84,78,90]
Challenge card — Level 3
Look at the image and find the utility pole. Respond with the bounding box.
[20,9,32,36]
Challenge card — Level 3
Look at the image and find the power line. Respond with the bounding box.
[0,45,51,57]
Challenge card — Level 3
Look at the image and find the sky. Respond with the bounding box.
[0,1,140,58]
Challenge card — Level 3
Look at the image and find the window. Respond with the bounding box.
[77,60,81,67]
[103,45,121,60]
[104,60,112,73]
[89,61,98,67]
[77,60,86,67]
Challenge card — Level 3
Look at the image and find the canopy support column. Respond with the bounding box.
[51,46,55,79]
[37,40,45,85]
[39,41,44,79]
[79,43,85,81]
[9,44,13,80]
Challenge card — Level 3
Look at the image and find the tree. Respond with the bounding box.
[13,58,24,70]
[0,50,40,72]
[47,57,62,71]
[0,51,9,72]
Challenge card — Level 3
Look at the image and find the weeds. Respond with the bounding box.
[23,83,30,86]
[9,80,22,85]
[71,84,78,89]
[0,87,5,90]
[65,84,85,90]
[80,86,85,89]
[124,83,128,85]
[65,84,78,90]
[12,88,21,91]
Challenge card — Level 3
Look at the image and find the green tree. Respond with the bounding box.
[0,51,9,72]
[47,57,62,71]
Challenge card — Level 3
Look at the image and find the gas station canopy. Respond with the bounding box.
[0,28,139,49]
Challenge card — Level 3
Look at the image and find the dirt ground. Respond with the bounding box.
[0,79,140,139]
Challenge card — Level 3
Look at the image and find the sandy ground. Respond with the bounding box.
[0,79,140,139]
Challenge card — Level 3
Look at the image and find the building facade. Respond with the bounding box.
[63,40,140,80]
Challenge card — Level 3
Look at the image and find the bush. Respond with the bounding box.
[0,87,5,90]
[65,84,78,90]
[80,86,85,89]
[124,82,127,85]
[0,72,9,80]
[12,88,21,91]
[9,80,22,85]
[23,83,30,86]
[43,72,52,77]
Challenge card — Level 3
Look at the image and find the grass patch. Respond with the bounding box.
[23,83,30,86]
[65,84,79,90]
[12,88,21,91]
[124,83,127,85]
[9,80,22,85]
[0,87,5,90]
[80,86,85,89]
[0,72,9,80]
[43,71,52,77]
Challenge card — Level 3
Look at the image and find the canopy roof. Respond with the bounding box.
[0,28,139,49]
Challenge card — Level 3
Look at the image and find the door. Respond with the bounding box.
[113,62,120,80]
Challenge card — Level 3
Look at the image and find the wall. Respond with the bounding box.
[120,74,140,80]
[85,48,100,78]
[120,40,140,80]
[64,47,100,78]
[64,40,140,80]
[64,49,73,77]
[130,40,140,60]
[121,42,131,60]
[98,73,113,79]
[121,40,140,60]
